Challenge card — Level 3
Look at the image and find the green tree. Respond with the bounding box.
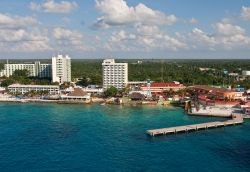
[76,77,89,86]
[12,69,29,78]
[104,86,118,97]
[1,78,14,87]
[60,82,71,89]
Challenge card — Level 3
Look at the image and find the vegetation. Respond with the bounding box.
[72,60,102,85]
[9,90,49,97]
[23,90,49,97]
[71,59,250,89]
[60,82,72,89]
[1,59,250,89]
[104,86,118,97]
[0,69,57,87]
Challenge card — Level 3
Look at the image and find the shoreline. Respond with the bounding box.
[0,98,165,106]
[1,98,248,119]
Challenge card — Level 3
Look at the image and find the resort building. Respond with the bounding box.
[63,85,103,95]
[8,84,60,95]
[242,70,250,76]
[102,59,128,89]
[140,82,186,94]
[0,54,72,83]
[82,85,104,95]
[0,61,51,78]
[191,85,246,101]
[52,55,71,84]
[0,87,5,93]
[127,81,148,91]
[60,88,91,101]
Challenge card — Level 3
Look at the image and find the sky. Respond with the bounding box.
[0,0,250,59]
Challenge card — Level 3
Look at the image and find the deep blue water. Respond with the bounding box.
[0,103,250,172]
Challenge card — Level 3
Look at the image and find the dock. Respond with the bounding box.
[146,114,243,137]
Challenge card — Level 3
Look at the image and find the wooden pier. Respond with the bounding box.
[146,114,243,137]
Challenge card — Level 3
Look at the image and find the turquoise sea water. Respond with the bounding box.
[0,103,249,172]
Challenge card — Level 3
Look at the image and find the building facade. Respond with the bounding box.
[60,88,91,101]
[52,55,71,84]
[242,70,250,76]
[0,61,51,78]
[102,59,128,89]
[8,84,60,95]
[191,85,243,100]
[140,82,186,94]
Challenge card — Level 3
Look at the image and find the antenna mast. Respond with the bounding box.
[161,60,164,82]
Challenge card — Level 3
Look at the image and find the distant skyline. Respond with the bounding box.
[0,0,250,59]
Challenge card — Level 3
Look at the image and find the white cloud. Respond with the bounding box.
[189,18,198,24]
[53,27,82,40]
[213,22,245,35]
[136,24,160,35]
[110,30,136,43]
[0,13,51,52]
[188,24,250,50]
[30,0,78,13]
[29,2,40,11]
[0,28,51,52]
[220,33,250,48]
[0,26,94,52]
[189,28,217,47]
[108,24,186,51]
[53,27,93,51]
[0,13,37,29]
[94,0,176,28]
[241,6,250,21]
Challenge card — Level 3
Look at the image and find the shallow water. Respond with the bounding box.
[0,103,249,172]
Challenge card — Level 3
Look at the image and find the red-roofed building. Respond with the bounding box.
[140,82,185,94]
[191,85,246,101]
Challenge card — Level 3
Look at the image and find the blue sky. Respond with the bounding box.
[0,0,250,59]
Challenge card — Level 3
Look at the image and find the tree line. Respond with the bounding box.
[1,59,250,89]
[71,59,250,89]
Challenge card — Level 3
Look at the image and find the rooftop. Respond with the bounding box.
[102,59,127,65]
[141,82,184,88]
[67,88,87,97]
[129,92,145,100]
[8,84,59,88]
[192,85,233,93]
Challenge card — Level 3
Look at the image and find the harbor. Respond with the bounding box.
[147,114,244,136]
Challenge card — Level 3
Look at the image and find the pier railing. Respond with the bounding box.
[146,114,243,137]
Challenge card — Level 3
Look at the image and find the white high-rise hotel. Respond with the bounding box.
[0,55,71,84]
[102,59,128,89]
[52,55,71,84]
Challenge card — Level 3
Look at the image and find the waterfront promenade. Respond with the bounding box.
[147,114,243,136]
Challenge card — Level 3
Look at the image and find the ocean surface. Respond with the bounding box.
[0,103,249,172]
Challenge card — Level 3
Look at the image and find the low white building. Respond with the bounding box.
[82,87,103,95]
[0,61,51,78]
[242,70,250,76]
[8,84,60,95]
[60,88,91,101]
[228,73,239,76]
